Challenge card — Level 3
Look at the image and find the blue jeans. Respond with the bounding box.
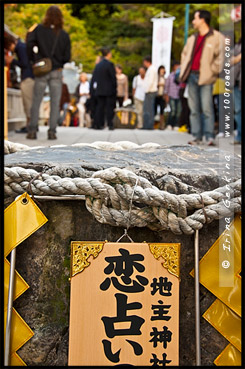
[29,69,63,133]
[187,72,214,140]
[234,86,241,142]
[143,92,157,129]
[58,102,69,126]
[168,98,181,127]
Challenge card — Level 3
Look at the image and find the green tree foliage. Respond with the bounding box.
[4,3,97,72]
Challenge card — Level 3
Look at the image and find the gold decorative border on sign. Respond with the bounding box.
[148,243,180,278]
[71,241,105,278]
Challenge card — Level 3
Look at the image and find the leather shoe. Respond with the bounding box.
[109,126,114,130]
[26,131,37,139]
[48,131,57,140]
[15,127,28,133]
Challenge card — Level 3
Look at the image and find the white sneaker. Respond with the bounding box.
[216,132,225,138]
[188,138,202,145]
[166,125,172,130]
[173,126,179,131]
[207,138,215,146]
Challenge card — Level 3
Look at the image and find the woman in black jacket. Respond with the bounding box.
[26,6,71,139]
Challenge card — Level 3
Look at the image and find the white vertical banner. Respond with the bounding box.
[151,17,175,78]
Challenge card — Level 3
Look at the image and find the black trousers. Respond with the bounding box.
[94,95,116,129]
[154,95,166,115]
[90,95,97,120]
[116,96,124,107]
[177,87,190,129]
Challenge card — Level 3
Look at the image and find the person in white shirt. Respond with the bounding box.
[132,67,146,129]
[76,72,90,127]
[155,65,166,130]
[142,55,158,129]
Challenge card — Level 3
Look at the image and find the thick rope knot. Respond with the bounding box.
[4,165,241,235]
[4,140,31,155]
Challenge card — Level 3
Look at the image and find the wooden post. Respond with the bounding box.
[4,248,16,365]
[194,230,201,365]
[4,67,8,140]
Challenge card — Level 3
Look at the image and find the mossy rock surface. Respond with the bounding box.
[5,145,241,195]
[11,200,228,366]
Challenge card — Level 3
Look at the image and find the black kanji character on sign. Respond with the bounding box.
[102,340,143,363]
[150,277,172,296]
[126,339,143,356]
[149,326,172,349]
[151,300,171,321]
[102,340,121,363]
[102,338,143,363]
[150,353,172,366]
[100,248,148,293]
[102,293,145,338]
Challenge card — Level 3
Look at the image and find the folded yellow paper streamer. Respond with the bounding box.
[4,193,48,365]
[190,215,241,366]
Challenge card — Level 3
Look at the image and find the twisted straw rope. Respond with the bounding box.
[4,166,241,235]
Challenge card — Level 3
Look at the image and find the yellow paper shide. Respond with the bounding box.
[4,193,48,366]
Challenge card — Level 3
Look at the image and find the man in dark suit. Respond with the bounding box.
[91,48,117,130]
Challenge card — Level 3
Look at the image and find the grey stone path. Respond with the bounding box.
[7,126,241,156]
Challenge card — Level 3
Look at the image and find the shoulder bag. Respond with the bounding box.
[32,31,60,77]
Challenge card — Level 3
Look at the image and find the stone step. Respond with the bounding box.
[8,118,26,131]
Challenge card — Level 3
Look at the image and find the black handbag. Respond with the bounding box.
[32,31,60,77]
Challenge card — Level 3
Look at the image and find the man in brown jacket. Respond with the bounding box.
[180,10,225,145]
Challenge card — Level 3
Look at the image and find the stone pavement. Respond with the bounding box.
[7,126,241,156]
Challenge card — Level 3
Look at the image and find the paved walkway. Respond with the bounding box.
[7,126,241,156]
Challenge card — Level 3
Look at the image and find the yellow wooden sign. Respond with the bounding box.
[69,242,180,366]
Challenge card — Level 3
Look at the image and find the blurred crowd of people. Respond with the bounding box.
[4,7,241,144]
[4,5,70,139]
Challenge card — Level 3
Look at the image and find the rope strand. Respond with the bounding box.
[4,165,241,235]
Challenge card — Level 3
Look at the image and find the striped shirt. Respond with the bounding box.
[164,72,180,99]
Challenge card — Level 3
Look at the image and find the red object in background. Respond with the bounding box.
[73,116,79,127]
[231,5,241,22]
[4,4,18,7]
[4,50,12,87]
